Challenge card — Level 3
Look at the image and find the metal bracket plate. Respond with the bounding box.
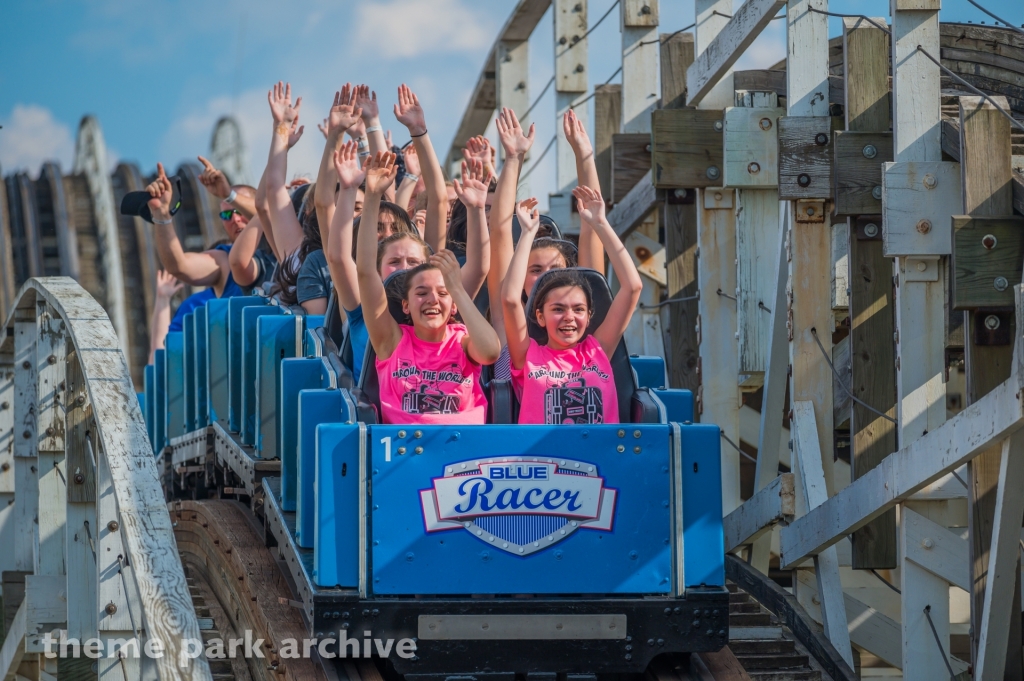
[418,614,628,640]
[902,256,940,282]
[882,161,962,256]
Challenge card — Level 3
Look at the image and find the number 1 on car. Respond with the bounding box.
[380,436,392,462]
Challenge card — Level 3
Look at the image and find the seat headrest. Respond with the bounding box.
[512,213,563,244]
[524,267,613,345]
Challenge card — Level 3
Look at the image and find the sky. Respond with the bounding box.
[0,0,1018,211]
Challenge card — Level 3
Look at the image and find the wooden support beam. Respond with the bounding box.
[723,473,794,552]
[902,507,970,592]
[594,85,622,200]
[660,32,694,110]
[551,0,589,232]
[685,0,787,107]
[35,306,66,577]
[779,372,1024,567]
[959,94,1024,680]
[901,508,955,680]
[975,431,1024,680]
[792,401,854,668]
[0,600,27,680]
[607,178,658,238]
[843,16,897,571]
[11,313,37,574]
[620,0,659,133]
[611,133,651,203]
[495,39,529,163]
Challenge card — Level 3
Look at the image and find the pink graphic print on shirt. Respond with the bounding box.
[513,336,618,425]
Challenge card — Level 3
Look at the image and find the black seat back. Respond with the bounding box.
[324,289,346,348]
[524,267,637,424]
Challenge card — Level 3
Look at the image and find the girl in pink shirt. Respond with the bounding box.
[502,187,643,425]
[357,151,501,425]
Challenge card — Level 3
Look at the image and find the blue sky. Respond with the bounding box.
[0,0,1017,210]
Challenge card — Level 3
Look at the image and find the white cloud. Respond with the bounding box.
[355,0,497,58]
[0,104,75,174]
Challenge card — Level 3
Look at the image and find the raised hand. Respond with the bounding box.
[363,151,398,196]
[355,84,379,121]
[318,119,329,139]
[155,270,183,300]
[452,159,492,210]
[572,185,606,225]
[285,117,304,149]
[430,249,464,294]
[329,83,362,134]
[268,81,302,126]
[462,136,492,168]
[145,162,175,218]
[385,129,394,149]
[346,117,366,140]
[402,143,422,177]
[562,108,593,158]
[333,141,366,190]
[515,197,540,235]
[393,84,426,136]
[496,107,535,157]
[197,156,231,199]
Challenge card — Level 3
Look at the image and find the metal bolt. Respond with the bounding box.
[994,276,1009,292]
[1,463,9,472]
[872,185,882,200]
[575,64,585,73]
[985,314,1001,330]
[673,189,688,199]
[47,355,56,365]
[758,117,772,131]
[397,447,406,455]
[414,446,423,455]
[633,430,641,438]
[107,520,119,532]
[916,261,927,272]
[983,234,997,250]
[0,401,7,410]
[916,219,932,234]
[617,445,625,453]
[22,430,31,439]
[806,206,816,217]
[559,36,567,45]
[74,473,84,484]
[397,430,406,438]
[46,427,54,436]
[706,165,720,180]
[922,538,934,549]
[862,144,877,159]
[714,192,723,201]
[713,120,723,132]
[105,602,117,615]
[76,395,85,406]
[747,162,760,174]
[618,429,625,437]
[864,222,879,237]
[797,174,811,187]
[22,361,31,370]
[634,446,642,453]
[640,3,652,13]
[815,132,828,146]
[922,174,937,189]
[413,430,422,438]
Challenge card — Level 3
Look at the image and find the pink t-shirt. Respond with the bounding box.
[511,336,618,425]
[376,324,487,425]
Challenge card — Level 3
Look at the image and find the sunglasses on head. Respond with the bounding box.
[219,209,240,221]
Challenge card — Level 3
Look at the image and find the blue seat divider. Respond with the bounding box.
[679,423,725,587]
[653,387,694,423]
[313,423,361,588]
[194,305,209,428]
[144,364,155,449]
[206,299,231,425]
[296,388,345,548]
[228,297,268,433]
[279,358,326,512]
[305,328,322,357]
[183,313,196,432]
[164,332,186,442]
[256,314,303,458]
[241,305,284,446]
[153,350,165,454]
[630,355,668,389]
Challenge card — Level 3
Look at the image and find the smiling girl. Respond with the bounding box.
[357,151,501,424]
[501,187,642,425]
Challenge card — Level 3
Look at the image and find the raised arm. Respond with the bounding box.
[325,141,365,312]
[463,136,496,181]
[451,159,492,298]
[563,109,604,271]
[356,152,404,359]
[501,198,542,369]
[394,143,421,213]
[356,85,395,204]
[146,162,227,290]
[489,108,536,344]
[574,185,642,357]
[266,81,306,259]
[228,213,265,287]
[148,270,182,364]
[394,84,447,253]
[315,84,363,252]
[253,166,282,260]
[197,156,256,218]
[433,250,500,365]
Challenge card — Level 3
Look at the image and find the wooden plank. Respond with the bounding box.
[620,0,659,133]
[779,373,1024,567]
[696,647,753,680]
[594,85,623,200]
[734,70,848,106]
[777,117,832,200]
[551,0,589,230]
[843,18,890,132]
[11,317,36,575]
[958,94,1023,680]
[722,107,784,188]
[975,431,1024,681]
[952,216,1024,309]
[651,109,725,188]
[902,507,969,591]
[685,0,787,107]
[736,188,780,378]
[0,600,26,679]
[660,32,694,109]
[36,306,66,577]
[611,133,651,203]
[792,401,854,668]
[832,131,893,218]
[607,178,658,238]
[723,473,794,551]
[901,511,956,680]
[495,39,529,164]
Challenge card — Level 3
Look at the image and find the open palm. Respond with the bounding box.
[393,84,426,136]
[328,83,362,134]
[333,142,366,190]
[572,185,605,224]
[496,107,535,157]
[453,160,492,209]
[268,81,301,124]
